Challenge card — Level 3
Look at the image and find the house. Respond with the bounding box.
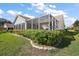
[14,14,65,30]
[4,21,14,31]
[0,18,14,31]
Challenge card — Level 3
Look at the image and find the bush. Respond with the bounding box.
[12,29,74,48]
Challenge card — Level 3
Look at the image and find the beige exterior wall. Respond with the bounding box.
[14,16,26,25]
[14,16,27,29]
[4,24,7,28]
[54,15,64,30]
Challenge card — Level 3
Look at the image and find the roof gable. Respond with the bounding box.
[13,15,31,24]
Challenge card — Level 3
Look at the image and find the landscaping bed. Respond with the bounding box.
[12,29,75,48]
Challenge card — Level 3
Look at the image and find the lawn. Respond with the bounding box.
[0,31,79,56]
[49,31,79,56]
[0,32,48,56]
[0,32,32,56]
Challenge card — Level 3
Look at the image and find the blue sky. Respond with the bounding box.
[0,3,79,27]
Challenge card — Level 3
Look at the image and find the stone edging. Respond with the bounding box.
[12,33,56,50]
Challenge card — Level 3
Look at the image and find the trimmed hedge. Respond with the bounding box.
[12,29,74,48]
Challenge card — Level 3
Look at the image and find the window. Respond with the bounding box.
[22,23,25,29]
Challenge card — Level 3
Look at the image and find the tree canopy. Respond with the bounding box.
[73,20,79,27]
[73,19,79,31]
[0,18,12,24]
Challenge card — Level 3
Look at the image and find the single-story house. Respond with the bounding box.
[14,14,65,30]
[0,18,14,31]
[4,22,14,31]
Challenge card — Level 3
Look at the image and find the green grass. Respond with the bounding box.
[0,32,32,56]
[49,31,79,56]
[0,31,79,56]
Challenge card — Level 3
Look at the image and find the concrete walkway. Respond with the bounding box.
[12,33,56,50]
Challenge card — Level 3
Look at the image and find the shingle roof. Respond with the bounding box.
[4,23,14,28]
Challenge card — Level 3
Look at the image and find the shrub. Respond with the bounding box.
[23,30,63,46]
[12,29,74,48]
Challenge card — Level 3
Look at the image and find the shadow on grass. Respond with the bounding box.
[53,31,78,49]
[54,38,73,48]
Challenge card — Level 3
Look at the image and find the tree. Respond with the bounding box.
[73,19,79,31]
[73,20,79,27]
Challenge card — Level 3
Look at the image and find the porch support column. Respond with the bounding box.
[48,14,50,30]
[52,20,53,30]
[21,24,22,30]
[38,18,40,29]
[25,22,27,30]
[31,19,33,29]
[52,18,54,30]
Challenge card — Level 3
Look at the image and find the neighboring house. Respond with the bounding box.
[14,14,65,30]
[0,18,14,31]
[4,22,14,30]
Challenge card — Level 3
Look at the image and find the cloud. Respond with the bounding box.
[17,11,22,15]
[0,15,2,18]
[64,14,68,18]
[32,3,56,14]
[32,3,45,11]
[43,8,68,18]
[0,9,4,18]
[27,8,32,10]
[44,8,66,14]
[64,17,76,27]
[49,5,56,8]
[31,3,67,18]
[36,10,41,13]
[0,9,4,14]
[24,14,35,19]
[7,10,22,16]
[7,10,16,16]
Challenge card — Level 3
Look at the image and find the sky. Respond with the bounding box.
[0,3,79,27]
